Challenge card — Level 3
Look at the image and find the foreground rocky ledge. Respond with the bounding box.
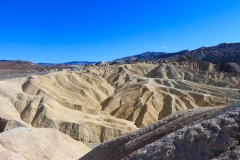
[81,101,240,160]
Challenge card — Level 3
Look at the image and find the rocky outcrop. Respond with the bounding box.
[0,118,27,132]
[123,101,240,160]
[217,61,240,73]
[80,106,223,160]
[81,101,240,160]
[96,61,105,66]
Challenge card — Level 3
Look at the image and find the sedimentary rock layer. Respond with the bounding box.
[95,62,240,127]
[0,61,239,144]
[0,72,137,143]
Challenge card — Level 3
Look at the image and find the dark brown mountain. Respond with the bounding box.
[0,60,34,65]
[36,61,97,66]
[113,51,166,63]
[113,43,240,65]
[186,43,240,64]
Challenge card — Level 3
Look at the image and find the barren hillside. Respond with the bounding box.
[0,59,239,159]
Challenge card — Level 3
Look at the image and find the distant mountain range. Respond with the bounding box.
[113,43,240,65]
[113,52,166,63]
[36,61,97,66]
[1,43,240,66]
[186,43,240,64]
[0,60,34,65]
[0,60,97,66]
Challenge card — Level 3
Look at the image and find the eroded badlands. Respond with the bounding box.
[0,60,239,159]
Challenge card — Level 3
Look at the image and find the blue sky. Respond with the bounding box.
[0,0,240,63]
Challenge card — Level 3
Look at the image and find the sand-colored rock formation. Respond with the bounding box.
[0,61,239,144]
[0,79,31,132]
[0,127,90,160]
[0,54,239,159]
[81,101,240,160]
[22,71,114,112]
[94,62,240,127]
[0,72,137,143]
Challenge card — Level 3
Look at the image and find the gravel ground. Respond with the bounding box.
[0,72,50,81]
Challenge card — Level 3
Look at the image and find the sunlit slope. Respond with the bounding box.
[0,72,137,143]
[0,60,239,144]
[93,61,240,127]
[0,127,90,160]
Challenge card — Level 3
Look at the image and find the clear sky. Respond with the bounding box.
[0,0,240,63]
